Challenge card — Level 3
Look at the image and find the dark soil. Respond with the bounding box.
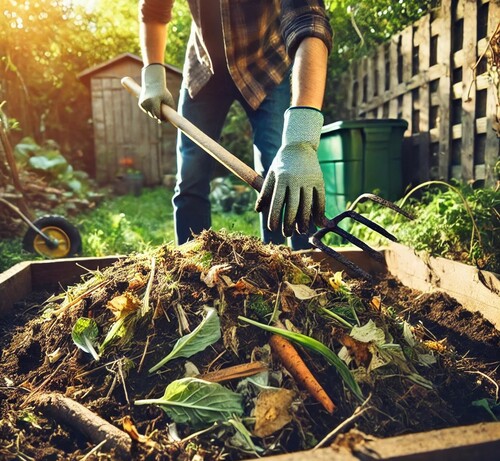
[1,230,499,461]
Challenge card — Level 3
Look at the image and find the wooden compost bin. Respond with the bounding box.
[1,245,499,460]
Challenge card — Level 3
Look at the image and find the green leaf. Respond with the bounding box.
[99,315,128,353]
[29,152,68,174]
[472,398,499,421]
[149,307,221,373]
[238,316,364,401]
[135,377,244,427]
[71,317,100,361]
[227,417,264,455]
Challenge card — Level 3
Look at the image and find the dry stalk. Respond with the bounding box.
[117,359,130,404]
[138,334,152,373]
[313,394,373,450]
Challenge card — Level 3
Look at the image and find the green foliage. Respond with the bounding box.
[0,240,42,273]
[135,377,244,427]
[219,104,254,169]
[14,137,93,198]
[77,188,176,256]
[71,317,100,361]
[323,0,436,120]
[149,307,222,373]
[165,0,191,69]
[349,182,500,273]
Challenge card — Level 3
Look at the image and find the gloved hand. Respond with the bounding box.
[255,107,326,236]
[139,64,175,122]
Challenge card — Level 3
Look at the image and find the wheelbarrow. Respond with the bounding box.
[0,195,82,259]
[121,77,412,280]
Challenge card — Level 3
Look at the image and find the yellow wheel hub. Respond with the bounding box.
[33,226,72,258]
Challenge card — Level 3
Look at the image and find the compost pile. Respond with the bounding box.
[1,230,499,461]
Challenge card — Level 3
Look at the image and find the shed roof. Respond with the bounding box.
[78,52,181,85]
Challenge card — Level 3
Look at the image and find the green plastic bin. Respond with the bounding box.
[317,119,408,219]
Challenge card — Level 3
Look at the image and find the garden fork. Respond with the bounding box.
[121,77,413,280]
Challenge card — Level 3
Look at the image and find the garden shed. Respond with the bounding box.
[78,53,182,186]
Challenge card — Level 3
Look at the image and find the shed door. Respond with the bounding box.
[91,76,163,186]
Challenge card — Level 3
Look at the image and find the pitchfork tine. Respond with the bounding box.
[310,230,374,281]
[348,193,415,220]
[310,194,414,280]
[329,210,398,242]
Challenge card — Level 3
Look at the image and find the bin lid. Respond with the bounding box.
[321,118,408,135]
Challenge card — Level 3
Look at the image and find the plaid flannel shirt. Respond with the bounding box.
[140,0,332,110]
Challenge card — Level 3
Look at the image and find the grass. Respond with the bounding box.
[0,186,260,273]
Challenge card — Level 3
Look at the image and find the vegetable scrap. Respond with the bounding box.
[1,229,499,461]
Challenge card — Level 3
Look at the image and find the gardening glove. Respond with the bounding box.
[255,107,326,237]
[139,64,175,122]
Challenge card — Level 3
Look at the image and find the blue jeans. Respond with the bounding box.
[173,71,312,250]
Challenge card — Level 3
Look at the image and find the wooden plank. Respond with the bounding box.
[366,54,375,106]
[384,242,500,329]
[102,78,117,184]
[253,447,358,461]
[401,25,413,84]
[356,58,364,113]
[416,14,431,180]
[112,79,125,148]
[436,0,452,180]
[484,0,500,186]
[460,0,478,181]
[0,257,121,315]
[0,261,32,315]
[376,43,386,118]
[359,421,500,461]
[306,248,387,277]
[342,72,353,117]
[30,256,121,291]
[389,36,399,117]
[91,78,107,184]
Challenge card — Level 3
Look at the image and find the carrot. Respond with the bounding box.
[269,334,336,414]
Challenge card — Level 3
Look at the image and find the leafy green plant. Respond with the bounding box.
[348,181,500,273]
[14,137,93,198]
[71,317,100,361]
[135,377,244,427]
[149,307,221,373]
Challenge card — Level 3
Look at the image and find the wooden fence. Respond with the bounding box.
[337,0,499,187]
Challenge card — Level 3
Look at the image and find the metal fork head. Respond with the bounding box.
[310,194,414,280]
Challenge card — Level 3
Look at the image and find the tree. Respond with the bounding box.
[323,0,438,120]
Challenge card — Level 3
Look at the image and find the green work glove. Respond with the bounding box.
[255,107,326,236]
[139,64,175,122]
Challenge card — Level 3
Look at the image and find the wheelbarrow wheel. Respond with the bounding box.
[23,215,82,259]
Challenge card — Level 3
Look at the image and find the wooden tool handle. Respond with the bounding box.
[121,76,264,192]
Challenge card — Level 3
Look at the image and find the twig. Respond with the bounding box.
[79,438,108,461]
[179,422,220,445]
[465,370,499,402]
[118,359,130,405]
[20,358,67,409]
[138,334,152,373]
[141,256,156,316]
[204,349,228,374]
[313,394,373,450]
[465,22,500,102]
